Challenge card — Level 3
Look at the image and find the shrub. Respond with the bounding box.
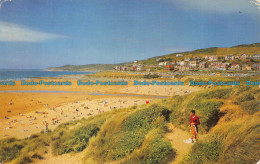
[205,88,233,99]
[233,92,255,105]
[52,124,100,155]
[183,140,223,164]
[241,100,260,114]
[143,73,160,79]
[125,129,175,164]
[83,105,172,163]
[0,138,25,162]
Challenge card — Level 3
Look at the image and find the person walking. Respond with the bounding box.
[43,121,49,134]
[189,110,200,143]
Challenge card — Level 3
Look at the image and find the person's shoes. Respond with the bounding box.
[183,138,193,144]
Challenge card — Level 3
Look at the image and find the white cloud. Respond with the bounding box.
[250,0,260,11]
[0,21,65,42]
[166,0,259,14]
[0,0,12,8]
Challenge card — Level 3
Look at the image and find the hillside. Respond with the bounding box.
[46,43,260,71]
[46,64,117,71]
[1,76,259,164]
[140,43,260,65]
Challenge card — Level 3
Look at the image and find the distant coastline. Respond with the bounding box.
[0,69,95,81]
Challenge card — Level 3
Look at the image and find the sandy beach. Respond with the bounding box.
[0,78,200,140]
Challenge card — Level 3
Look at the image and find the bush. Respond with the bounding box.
[125,129,174,164]
[205,88,233,99]
[0,138,25,162]
[107,105,171,160]
[144,73,160,79]
[52,124,100,155]
[83,105,172,163]
[241,100,260,114]
[183,140,223,164]
[233,92,255,105]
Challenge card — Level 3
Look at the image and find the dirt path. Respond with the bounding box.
[165,123,193,164]
[35,147,84,164]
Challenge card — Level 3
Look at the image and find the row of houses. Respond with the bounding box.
[172,54,260,61]
[162,61,260,71]
[114,64,143,71]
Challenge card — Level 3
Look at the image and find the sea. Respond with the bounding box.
[0,69,95,81]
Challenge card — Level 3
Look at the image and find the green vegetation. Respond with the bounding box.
[85,71,143,79]
[52,124,100,155]
[46,64,117,71]
[0,135,50,164]
[46,43,260,71]
[143,73,160,79]
[183,139,223,164]
[83,104,174,163]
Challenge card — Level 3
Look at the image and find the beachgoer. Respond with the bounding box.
[189,110,200,143]
[43,121,49,134]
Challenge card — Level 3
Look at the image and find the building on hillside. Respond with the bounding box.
[156,58,162,62]
[199,62,208,68]
[184,57,190,61]
[235,55,240,59]
[225,55,234,61]
[189,61,198,68]
[115,66,127,71]
[137,65,142,71]
[241,54,251,60]
[179,65,190,71]
[230,63,240,70]
[208,55,218,61]
[172,60,177,65]
[179,61,190,71]
[242,64,252,71]
[165,64,174,71]
[195,56,202,62]
[132,65,142,71]
[179,61,189,66]
[217,63,227,70]
[252,64,260,71]
[253,54,260,60]
[209,62,227,70]
[159,62,168,66]
[224,63,230,67]
[176,54,183,57]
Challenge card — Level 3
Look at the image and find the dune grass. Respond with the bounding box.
[83,104,175,163]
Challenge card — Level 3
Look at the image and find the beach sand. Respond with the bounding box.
[0,78,200,140]
[0,96,152,139]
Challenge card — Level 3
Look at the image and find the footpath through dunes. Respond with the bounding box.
[165,123,193,164]
[35,147,84,164]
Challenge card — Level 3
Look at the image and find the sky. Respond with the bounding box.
[0,0,259,69]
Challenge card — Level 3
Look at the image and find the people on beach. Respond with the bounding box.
[43,121,49,134]
[189,110,200,143]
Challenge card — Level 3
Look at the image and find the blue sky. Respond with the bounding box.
[0,0,259,69]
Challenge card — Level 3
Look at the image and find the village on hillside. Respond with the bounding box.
[115,54,260,72]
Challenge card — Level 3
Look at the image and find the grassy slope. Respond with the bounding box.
[45,43,260,71]
[46,64,117,71]
[0,76,259,164]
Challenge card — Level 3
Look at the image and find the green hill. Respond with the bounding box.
[140,43,260,65]
[46,43,260,71]
[46,64,117,71]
